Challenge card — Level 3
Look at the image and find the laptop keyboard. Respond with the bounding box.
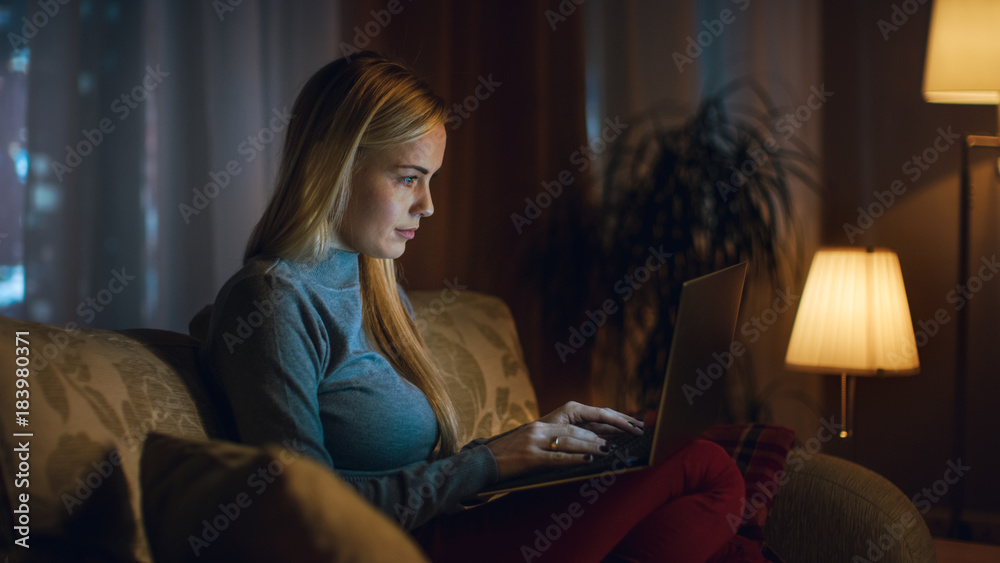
[604,428,654,463]
[479,429,655,494]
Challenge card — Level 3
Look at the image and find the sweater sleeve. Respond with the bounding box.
[202,271,498,530]
[339,442,498,530]
[202,272,335,466]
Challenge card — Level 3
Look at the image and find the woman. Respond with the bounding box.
[202,52,746,562]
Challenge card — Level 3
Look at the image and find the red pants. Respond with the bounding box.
[413,439,745,563]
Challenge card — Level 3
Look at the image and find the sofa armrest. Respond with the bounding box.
[765,452,936,562]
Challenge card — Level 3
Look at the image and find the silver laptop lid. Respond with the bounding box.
[650,262,747,464]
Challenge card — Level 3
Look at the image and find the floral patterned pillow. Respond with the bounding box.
[407,290,539,444]
[0,317,218,562]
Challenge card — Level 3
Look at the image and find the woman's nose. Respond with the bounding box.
[414,184,434,217]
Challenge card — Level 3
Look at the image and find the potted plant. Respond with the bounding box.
[539,82,818,419]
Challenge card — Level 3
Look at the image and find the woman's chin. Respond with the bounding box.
[363,243,406,260]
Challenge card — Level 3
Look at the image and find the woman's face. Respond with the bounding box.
[336,124,446,259]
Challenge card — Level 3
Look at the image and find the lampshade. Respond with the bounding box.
[785,248,920,376]
[923,0,1000,104]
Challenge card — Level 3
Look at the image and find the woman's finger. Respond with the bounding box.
[579,421,628,435]
[536,437,598,466]
[542,434,604,455]
[568,405,644,434]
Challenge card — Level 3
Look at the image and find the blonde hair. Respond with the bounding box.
[245,53,460,457]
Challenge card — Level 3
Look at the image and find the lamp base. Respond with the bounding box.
[839,372,856,438]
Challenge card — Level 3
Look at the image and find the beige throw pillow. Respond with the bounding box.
[140,432,429,563]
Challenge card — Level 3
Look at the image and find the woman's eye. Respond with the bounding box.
[402,176,417,187]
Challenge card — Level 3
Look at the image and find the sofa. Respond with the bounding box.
[0,290,937,562]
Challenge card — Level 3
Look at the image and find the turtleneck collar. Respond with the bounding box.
[305,249,361,290]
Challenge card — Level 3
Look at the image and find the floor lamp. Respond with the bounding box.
[785,248,920,440]
[923,0,1000,539]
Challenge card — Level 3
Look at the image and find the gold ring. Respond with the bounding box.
[549,437,560,451]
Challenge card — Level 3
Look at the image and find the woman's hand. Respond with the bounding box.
[537,401,645,436]
[484,401,644,481]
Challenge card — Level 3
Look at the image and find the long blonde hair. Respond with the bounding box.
[245,53,459,457]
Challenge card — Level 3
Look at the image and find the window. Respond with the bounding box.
[0,2,29,318]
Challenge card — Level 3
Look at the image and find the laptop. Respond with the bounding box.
[477,262,747,499]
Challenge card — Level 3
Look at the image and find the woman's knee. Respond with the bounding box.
[679,438,730,459]
[671,439,744,494]
[674,439,734,470]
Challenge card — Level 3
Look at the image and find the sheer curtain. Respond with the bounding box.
[24,0,341,332]
[0,5,29,319]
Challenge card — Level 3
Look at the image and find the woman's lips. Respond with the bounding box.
[396,228,416,240]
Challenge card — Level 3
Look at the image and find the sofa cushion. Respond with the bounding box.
[408,290,539,443]
[0,316,223,562]
[140,432,430,562]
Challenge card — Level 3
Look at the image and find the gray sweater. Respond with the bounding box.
[201,249,498,530]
